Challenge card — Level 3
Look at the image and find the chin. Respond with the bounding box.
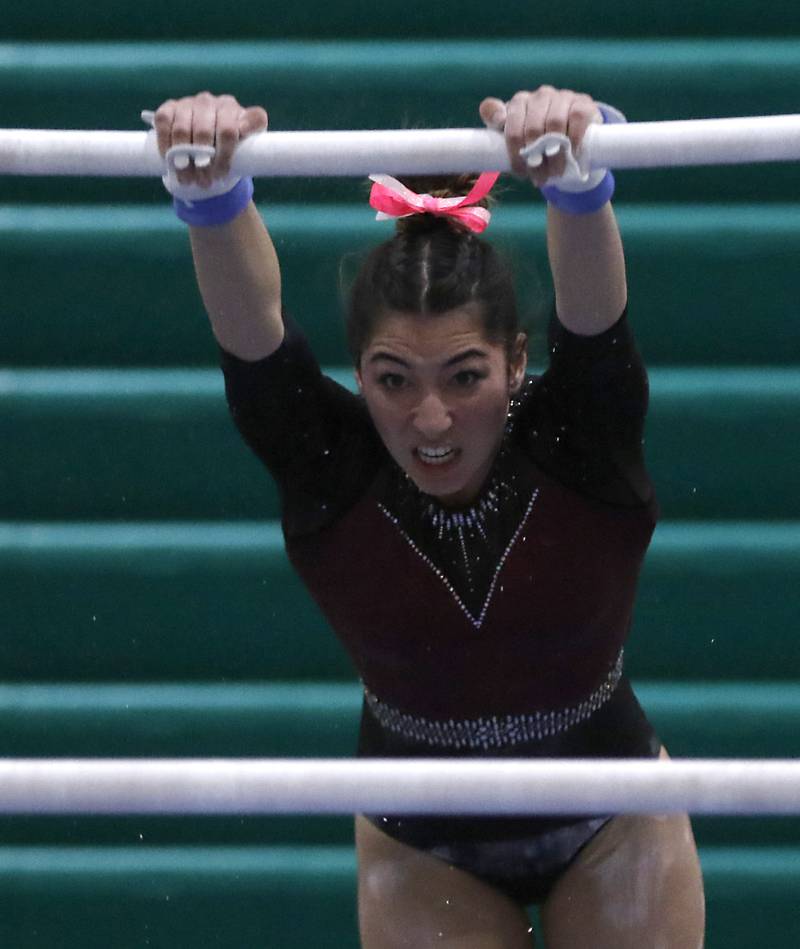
[423,478,478,507]
[403,470,452,499]
[410,460,488,506]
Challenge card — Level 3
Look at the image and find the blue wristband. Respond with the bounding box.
[539,103,619,215]
[540,171,616,215]
[173,176,254,227]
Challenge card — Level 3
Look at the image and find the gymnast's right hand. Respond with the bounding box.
[152,92,268,191]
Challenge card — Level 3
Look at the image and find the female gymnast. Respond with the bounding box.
[152,85,706,947]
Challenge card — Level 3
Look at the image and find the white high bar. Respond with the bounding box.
[1,115,800,177]
[1,758,800,815]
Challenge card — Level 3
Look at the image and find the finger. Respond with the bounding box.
[227,105,269,179]
[213,96,244,179]
[153,99,177,159]
[191,92,217,188]
[504,92,532,178]
[479,97,507,130]
[170,97,196,186]
[239,105,268,138]
[520,88,555,183]
[541,92,575,180]
[565,94,601,162]
[525,86,555,145]
[522,87,559,184]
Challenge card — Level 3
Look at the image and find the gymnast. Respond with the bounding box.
[152,85,706,947]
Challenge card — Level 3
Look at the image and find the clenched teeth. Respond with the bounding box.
[417,446,456,465]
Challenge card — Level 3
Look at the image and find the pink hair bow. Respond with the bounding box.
[368,171,500,234]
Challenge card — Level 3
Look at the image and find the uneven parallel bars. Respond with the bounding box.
[1,759,799,815]
[1,115,800,177]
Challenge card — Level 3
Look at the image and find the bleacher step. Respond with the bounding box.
[2,679,799,759]
[0,844,797,949]
[6,3,800,41]
[2,521,798,681]
[2,368,799,521]
[3,204,799,368]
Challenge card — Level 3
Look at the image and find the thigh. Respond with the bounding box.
[540,749,706,949]
[355,815,535,949]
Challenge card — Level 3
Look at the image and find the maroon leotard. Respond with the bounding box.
[220,307,661,904]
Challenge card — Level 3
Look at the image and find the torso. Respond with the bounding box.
[287,437,655,722]
[220,309,659,757]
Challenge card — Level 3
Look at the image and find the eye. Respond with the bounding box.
[452,369,484,388]
[377,372,407,390]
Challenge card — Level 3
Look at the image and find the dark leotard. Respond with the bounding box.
[220,307,661,905]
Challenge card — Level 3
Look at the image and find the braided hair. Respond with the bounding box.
[347,175,521,365]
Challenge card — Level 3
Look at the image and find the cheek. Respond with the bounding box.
[364,395,406,442]
[470,391,510,442]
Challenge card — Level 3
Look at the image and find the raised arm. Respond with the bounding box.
[480,87,627,336]
[154,92,284,361]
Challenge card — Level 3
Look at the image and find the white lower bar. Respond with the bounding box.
[1,115,800,178]
[0,758,799,815]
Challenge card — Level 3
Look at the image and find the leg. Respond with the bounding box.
[355,815,535,949]
[540,748,705,948]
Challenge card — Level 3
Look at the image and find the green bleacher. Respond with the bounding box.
[2,5,799,947]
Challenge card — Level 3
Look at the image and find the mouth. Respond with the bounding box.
[415,446,459,467]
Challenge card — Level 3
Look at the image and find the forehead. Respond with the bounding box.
[363,307,499,361]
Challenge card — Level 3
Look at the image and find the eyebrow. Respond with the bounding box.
[367,347,489,368]
[368,352,410,367]
[443,348,489,367]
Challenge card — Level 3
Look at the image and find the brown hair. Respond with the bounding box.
[347,175,522,365]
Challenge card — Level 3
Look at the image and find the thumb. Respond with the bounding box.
[479,97,507,130]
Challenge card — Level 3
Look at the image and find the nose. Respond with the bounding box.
[413,392,452,439]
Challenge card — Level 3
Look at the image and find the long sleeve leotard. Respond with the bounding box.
[219,308,661,892]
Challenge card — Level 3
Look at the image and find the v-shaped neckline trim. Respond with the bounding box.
[377,487,539,630]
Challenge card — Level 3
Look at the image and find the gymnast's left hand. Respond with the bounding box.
[479,87,602,186]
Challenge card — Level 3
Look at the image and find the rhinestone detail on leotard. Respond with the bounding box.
[422,479,510,541]
[364,649,624,751]
[377,487,539,630]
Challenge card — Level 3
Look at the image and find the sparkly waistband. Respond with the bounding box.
[363,650,624,752]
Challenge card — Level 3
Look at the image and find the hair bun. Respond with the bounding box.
[393,174,490,237]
